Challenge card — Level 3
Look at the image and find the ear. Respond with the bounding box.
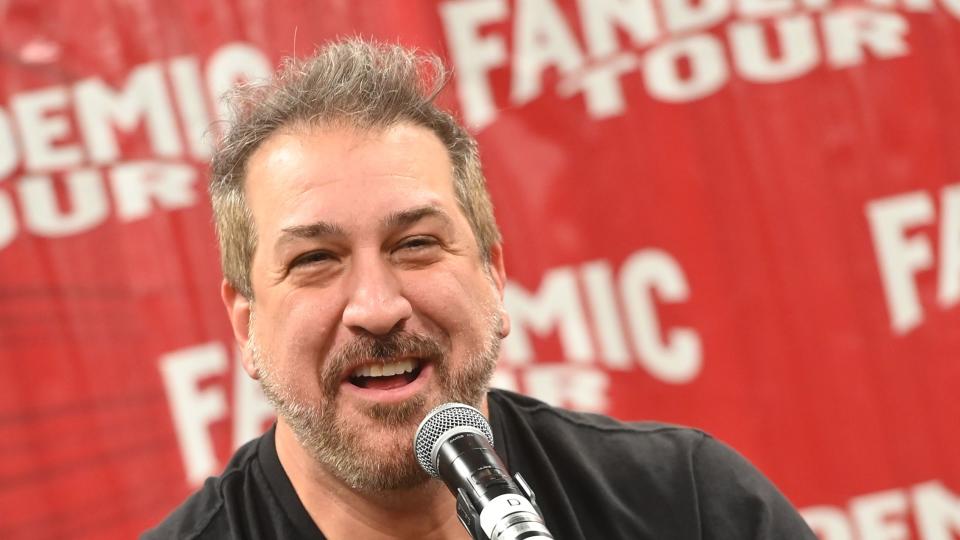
[221,279,259,380]
[487,243,511,339]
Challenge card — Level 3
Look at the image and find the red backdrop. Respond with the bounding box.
[1,1,959,538]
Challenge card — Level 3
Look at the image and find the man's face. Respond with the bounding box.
[228,123,508,492]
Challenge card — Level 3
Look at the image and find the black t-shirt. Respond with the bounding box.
[143,389,816,539]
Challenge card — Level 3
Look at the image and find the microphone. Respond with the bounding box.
[414,403,554,540]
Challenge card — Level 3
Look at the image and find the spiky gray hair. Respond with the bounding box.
[209,38,500,298]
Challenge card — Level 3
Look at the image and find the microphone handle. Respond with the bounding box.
[436,433,555,540]
[436,431,519,504]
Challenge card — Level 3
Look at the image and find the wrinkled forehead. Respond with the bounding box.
[242,123,462,237]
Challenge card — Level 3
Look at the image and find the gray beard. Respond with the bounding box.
[249,313,501,493]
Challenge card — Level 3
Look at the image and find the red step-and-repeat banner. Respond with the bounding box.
[1,1,959,538]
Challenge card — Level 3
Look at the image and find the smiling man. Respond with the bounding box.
[144,39,816,539]
[237,123,506,498]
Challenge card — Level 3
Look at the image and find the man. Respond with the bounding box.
[145,39,816,539]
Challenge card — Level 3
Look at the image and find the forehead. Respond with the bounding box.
[243,123,458,234]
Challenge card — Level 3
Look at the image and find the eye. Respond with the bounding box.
[397,236,438,251]
[290,250,335,268]
[392,236,444,264]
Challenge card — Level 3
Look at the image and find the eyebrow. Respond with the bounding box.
[382,205,454,230]
[278,221,347,242]
[274,221,346,258]
[274,205,454,255]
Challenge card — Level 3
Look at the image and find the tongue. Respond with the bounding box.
[361,374,411,390]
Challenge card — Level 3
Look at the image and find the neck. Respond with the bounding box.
[275,399,490,540]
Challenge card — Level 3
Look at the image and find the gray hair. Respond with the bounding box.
[209,38,501,298]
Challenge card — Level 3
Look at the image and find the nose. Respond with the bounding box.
[341,251,413,336]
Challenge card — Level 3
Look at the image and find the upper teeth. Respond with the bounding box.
[352,359,417,378]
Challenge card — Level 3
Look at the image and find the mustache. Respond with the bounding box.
[321,331,444,393]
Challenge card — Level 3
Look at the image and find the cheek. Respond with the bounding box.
[407,279,458,326]
[407,269,500,336]
[264,291,341,370]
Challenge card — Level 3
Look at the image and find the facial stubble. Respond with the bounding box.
[248,310,503,493]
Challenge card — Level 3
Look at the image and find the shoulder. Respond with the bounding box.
[687,435,818,537]
[488,388,708,460]
[141,435,264,540]
[488,388,713,502]
[488,390,816,538]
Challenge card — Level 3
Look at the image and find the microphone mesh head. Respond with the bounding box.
[414,402,494,478]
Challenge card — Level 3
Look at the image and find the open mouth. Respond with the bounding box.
[347,359,424,391]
